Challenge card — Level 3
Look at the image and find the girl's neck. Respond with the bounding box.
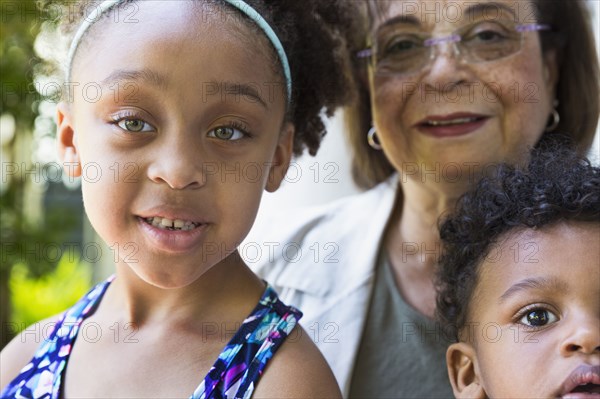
[103,251,264,327]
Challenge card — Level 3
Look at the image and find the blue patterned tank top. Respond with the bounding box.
[1,276,302,399]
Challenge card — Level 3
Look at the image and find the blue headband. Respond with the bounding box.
[67,0,292,104]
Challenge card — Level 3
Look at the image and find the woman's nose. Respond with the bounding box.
[419,42,470,89]
[146,134,206,190]
[559,315,600,357]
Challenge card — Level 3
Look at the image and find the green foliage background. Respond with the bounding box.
[10,255,91,328]
[1,0,91,349]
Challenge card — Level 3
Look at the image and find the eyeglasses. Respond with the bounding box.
[357,19,551,76]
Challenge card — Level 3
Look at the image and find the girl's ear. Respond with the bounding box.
[265,122,294,193]
[446,342,486,399]
[56,102,81,178]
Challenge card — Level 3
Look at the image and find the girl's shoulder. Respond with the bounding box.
[0,277,112,396]
[197,283,340,398]
[247,285,341,397]
[252,324,342,398]
[0,313,64,391]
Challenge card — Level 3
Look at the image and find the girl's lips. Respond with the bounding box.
[137,216,209,254]
[414,113,490,138]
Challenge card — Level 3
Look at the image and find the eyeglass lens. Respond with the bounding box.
[372,19,528,76]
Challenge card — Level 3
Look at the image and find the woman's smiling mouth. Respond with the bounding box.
[415,113,490,138]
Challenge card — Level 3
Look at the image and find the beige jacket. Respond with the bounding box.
[243,177,398,396]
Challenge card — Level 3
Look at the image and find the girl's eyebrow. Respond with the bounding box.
[212,81,268,109]
[101,68,169,90]
[499,276,568,304]
[99,70,268,108]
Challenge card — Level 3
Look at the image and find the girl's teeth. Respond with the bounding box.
[144,217,198,231]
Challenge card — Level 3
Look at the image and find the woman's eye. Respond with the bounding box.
[208,127,245,141]
[519,308,558,327]
[472,30,506,42]
[385,37,423,54]
[117,119,154,133]
[464,22,511,43]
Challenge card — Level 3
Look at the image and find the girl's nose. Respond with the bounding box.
[146,135,206,190]
[559,316,600,357]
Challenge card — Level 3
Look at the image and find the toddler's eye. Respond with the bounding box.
[208,127,245,141]
[519,308,558,327]
[117,119,154,133]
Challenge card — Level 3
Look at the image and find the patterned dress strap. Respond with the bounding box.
[192,284,302,399]
[0,275,114,399]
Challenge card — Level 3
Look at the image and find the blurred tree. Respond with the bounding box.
[10,253,91,331]
[1,0,81,349]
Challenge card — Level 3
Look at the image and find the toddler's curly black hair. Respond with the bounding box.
[435,136,600,341]
[41,0,359,156]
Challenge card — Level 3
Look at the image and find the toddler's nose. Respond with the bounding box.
[560,316,600,357]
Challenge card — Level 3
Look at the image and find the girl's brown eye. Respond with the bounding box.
[208,126,245,141]
[117,119,153,133]
[125,120,144,132]
[214,127,234,140]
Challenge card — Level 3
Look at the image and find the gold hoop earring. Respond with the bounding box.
[545,101,560,132]
[367,127,382,150]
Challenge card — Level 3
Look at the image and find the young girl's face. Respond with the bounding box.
[447,221,600,399]
[57,1,292,288]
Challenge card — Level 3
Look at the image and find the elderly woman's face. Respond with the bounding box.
[368,0,558,183]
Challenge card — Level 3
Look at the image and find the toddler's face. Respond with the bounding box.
[447,221,600,399]
[57,1,292,288]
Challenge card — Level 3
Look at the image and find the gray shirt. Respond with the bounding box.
[348,253,454,399]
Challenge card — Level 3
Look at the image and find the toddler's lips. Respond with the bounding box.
[560,365,600,399]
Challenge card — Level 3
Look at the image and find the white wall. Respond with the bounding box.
[254,111,360,220]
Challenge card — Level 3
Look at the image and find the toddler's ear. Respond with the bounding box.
[447,342,486,399]
[265,122,294,193]
[56,102,81,178]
